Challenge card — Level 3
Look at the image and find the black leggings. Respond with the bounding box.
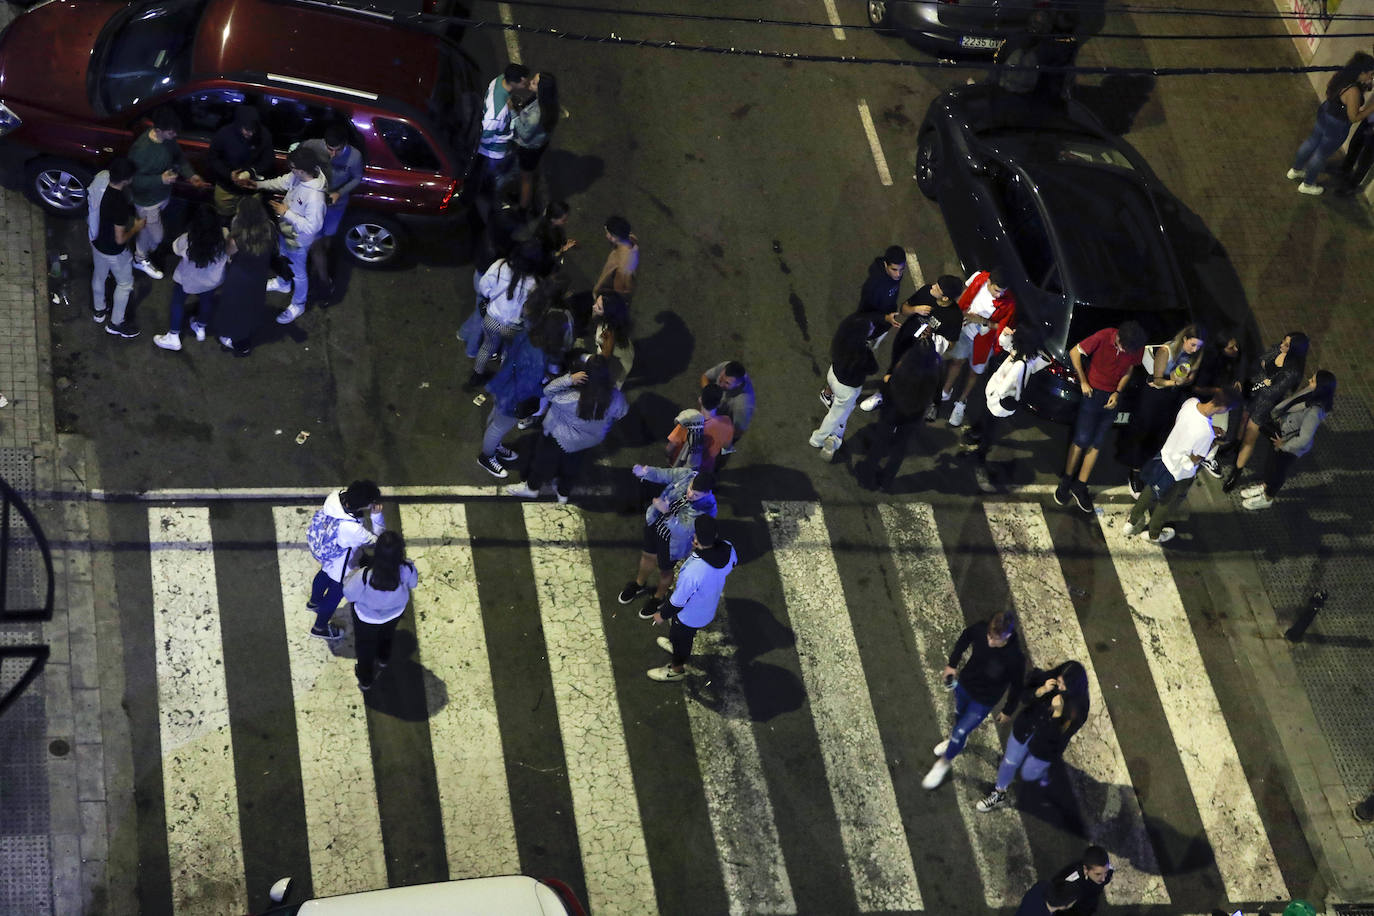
[857,413,922,488]
[526,432,587,497]
[1263,450,1300,497]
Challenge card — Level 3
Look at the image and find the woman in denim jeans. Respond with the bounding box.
[977,660,1089,813]
[1289,52,1374,196]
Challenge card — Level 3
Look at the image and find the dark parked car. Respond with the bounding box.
[0,0,482,266]
[914,82,1215,424]
[866,0,1091,56]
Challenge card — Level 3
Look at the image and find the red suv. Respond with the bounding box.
[0,0,481,266]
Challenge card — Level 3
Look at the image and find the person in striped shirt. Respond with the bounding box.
[469,63,531,221]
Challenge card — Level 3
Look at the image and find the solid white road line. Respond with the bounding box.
[148,507,247,915]
[821,0,846,39]
[1099,507,1289,902]
[856,100,894,186]
[402,504,520,879]
[765,501,922,912]
[984,502,1170,906]
[686,613,797,915]
[879,503,1036,907]
[904,250,924,289]
[498,3,523,64]
[272,506,387,896]
[522,504,659,916]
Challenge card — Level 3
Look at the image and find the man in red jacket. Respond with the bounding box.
[941,269,1016,428]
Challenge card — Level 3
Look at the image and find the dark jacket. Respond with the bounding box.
[947,622,1026,715]
[1051,861,1106,916]
[207,123,276,192]
[830,313,880,387]
[1010,663,1088,760]
[858,257,902,338]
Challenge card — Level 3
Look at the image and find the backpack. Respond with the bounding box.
[87,171,111,243]
[306,508,349,567]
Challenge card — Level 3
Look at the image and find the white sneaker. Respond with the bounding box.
[1298,182,1324,196]
[859,392,883,412]
[1286,168,1303,180]
[153,332,181,351]
[922,758,951,790]
[820,435,841,461]
[941,389,953,402]
[505,483,541,499]
[948,401,967,427]
[1239,483,1266,499]
[133,258,163,279]
[1143,527,1176,544]
[189,319,207,342]
[932,739,949,757]
[266,277,292,294]
[1242,493,1274,511]
[218,336,234,348]
[1120,519,1141,538]
[275,303,304,325]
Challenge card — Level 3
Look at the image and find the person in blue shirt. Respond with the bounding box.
[647,516,737,682]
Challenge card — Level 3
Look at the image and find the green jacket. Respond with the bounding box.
[127,131,193,207]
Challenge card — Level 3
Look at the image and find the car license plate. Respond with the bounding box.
[1113,411,1131,426]
[959,35,1001,49]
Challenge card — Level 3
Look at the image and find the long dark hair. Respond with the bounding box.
[1327,52,1374,101]
[1282,331,1310,381]
[1292,369,1337,414]
[529,307,572,360]
[365,530,407,592]
[231,196,276,258]
[887,337,943,419]
[185,204,227,268]
[595,291,630,334]
[536,72,559,131]
[505,242,541,300]
[575,355,615,421]
[1047,660,1090,734]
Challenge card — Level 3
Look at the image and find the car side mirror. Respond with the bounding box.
[269,877,294,904]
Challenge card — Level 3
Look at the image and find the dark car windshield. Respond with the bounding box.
[94,0,208,113]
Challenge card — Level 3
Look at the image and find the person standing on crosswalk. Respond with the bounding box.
[648,516,737,682]
[619,466,716,617]
[305,480,385,640]
[343,531,417,691]
[977,660,1089,812]
[1050,845,1112,916]
[1014,877,1079,915]
[923,611,1025,789]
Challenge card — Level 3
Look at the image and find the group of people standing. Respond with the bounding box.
[87,105,362,354]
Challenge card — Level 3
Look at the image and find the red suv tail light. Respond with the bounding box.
[439,179,458,211]
[1045,358,1077,383]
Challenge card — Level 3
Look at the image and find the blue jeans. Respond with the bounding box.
[279,236,310,307]
[943,683,995,760]
[995,731,1052,791]
[1293,108,1352,185]
[90,246,133,325]
[168,284,218,334]
[309,569,344,630]
[1071,388,1118,451]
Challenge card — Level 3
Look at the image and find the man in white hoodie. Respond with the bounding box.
[305,480,385,640]
[243,146,327,324]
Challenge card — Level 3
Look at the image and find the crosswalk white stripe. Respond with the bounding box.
[522,504,659,916]
[402,504,521,879]
[984,502,1170,906]
[271,506,387,896]
[149,507,248,915]
[685,617,797,915]
[764,500,923,912]
[879,502,1037,907]
[1098,507,1289,902]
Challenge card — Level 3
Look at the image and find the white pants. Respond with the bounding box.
[813,366,861,444]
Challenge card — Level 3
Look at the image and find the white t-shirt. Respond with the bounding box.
[1160,398,1216,481]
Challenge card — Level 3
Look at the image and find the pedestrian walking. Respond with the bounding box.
[666,384,732,472]
[960,325,1048,491]
[647,516,738,682]
[1014,878,1079,916]
[343,530,418,691]
[248,146,328,325]
[476,308,573,479]
[304,480,386,640]
[301,124,365,301]
[1222,332,1309,492]
[1121,391,1233,545]
[86,157,144,338]
[1287,51,1374,195]
[506,355,627,503]
[1241,371,1336,511]
[206,105,275,221]
[854,335,942,491]
[977,660,1089,812]
[127,107,209,277]
[811,312,880,460]
[617,467,717,616]
[1053,321,1147,513]
[586,290,635,387]
[922,612,1025,790]
[214,197,277,357]
[511,71,559,211]
[153,204,231,351]
[941,269,1017,428]
[470,63,531,220]
[1119,324,1207,497]
[700,360,754,452]
[472,242,541,382]
[1050,846,1113,916]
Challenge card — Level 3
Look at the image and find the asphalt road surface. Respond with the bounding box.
[33,0,1324,913]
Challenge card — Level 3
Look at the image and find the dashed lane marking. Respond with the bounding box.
[857,100,893,186]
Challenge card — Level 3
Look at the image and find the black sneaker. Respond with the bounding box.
[105,321,141,339]
[476,453,508,479]
[1071,481,1095,514]
[357,678,374,691]
[310,624,344,640]
[638,597,662,620]
[617,581,647,605]
[494,444,518,462]
[92,308,109,324]
[1053,475,1072,506]
[1127,470,1142,499]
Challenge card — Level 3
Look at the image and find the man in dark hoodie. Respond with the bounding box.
[923,611,1026,789]
[207,105,275,220]
[821,246,907,404]
[1050,846,1112,916]
[1015,877,1079,916]
[811,312,880,460]
[648,517,737,682]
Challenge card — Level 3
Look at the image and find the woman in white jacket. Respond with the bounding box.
[473,242,540,379]
[245,146,327,325]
